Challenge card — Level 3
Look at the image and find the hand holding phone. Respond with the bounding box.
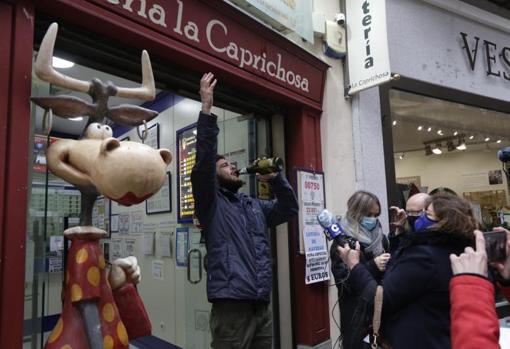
[483,231,507,263]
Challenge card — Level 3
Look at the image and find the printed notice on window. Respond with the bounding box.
[303,225,330,284]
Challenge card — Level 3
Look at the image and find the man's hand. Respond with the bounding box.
[257,173,278,181]
[374,253,391,272]
[491,227,510,280]
[200,72,217,115]
[450,230,488,277]
[337,241,361,270]
[389,206,406,235]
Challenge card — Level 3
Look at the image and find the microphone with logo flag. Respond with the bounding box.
[317,209,358,249]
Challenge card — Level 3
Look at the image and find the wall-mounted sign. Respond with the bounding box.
[231,0,314,43]
[346,0,391,94]
[92,0,323,102]
[176,123,197,223]
[459,32,510,81]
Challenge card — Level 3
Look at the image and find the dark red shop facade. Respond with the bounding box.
[0,0,330,348]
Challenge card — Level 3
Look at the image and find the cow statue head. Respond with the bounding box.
[31,23,172,224]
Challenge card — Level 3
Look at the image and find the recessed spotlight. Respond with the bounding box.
[392,120,397,126]
[485,137,490,142]
[456,139,467,150]
[453,131,458,136]
[497,139,502,143]
[69,117,83,121]
[437,130,443,135]
[432,143,442,155]
[469,135,474,140]
[427,127,432,132]
[417,126,423,131]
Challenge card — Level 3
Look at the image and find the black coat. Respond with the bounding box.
[330,234,389,349]
[348,230,472,349]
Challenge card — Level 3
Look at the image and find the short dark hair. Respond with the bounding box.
[214,154,225,163]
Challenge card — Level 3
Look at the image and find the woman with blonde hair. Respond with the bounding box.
[330,190,390,349]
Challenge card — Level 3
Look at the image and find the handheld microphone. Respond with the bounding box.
[317,209,345,240]
[317,209,358,249]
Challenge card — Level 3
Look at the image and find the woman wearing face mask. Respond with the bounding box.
[329,190,390,349]
[337,193,478,349]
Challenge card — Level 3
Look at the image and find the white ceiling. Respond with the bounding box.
[390,89,510,154]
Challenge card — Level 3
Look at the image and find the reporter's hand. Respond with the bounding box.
[449,230,488,277]
[374,253,391,272]
[337,241,361,270]
[490,227,510,280]
[257,172,278,181]
[200,72,217,115]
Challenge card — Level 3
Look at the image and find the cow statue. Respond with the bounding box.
[31,23,172,349]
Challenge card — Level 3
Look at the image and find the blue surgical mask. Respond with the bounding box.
[361,216,378,231]
[414,212,438,231]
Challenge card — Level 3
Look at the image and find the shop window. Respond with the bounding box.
[390,89,510,229]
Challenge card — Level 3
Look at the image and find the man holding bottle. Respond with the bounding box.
[191,72,299,348]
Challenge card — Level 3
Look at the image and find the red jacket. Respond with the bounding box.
[450,274,510,349]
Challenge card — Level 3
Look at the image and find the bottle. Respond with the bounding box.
[236,157,284,175]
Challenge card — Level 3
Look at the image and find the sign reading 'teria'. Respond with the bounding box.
[104,0,311,93]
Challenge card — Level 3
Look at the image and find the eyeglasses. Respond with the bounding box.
[406,209,424,217]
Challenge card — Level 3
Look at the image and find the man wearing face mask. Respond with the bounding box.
[191,73,299,349]
[390,193,431,235]
[329,190,390,349]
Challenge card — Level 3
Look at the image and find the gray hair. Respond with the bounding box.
[346,190,381,223]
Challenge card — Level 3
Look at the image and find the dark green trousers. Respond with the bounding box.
[210,300,272,349]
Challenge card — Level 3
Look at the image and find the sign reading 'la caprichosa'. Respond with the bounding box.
[104,0,310,93]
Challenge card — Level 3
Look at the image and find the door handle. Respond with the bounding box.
[187,248,202,284]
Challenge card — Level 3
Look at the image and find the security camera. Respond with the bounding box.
[334,13,345,26]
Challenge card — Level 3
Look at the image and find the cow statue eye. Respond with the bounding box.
[84,123,105,139]
[102,125,113,138]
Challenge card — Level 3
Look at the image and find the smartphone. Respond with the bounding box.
[483,231,507,263]
[388,207,397,223]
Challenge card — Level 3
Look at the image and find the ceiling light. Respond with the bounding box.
[427,127,432,132]
[497,139,502,143]
[456,139,467,150]
[469,135,474,140]
[392,120,397,126]
[52,56,75,69]
[453,131,458,136]
[417,125,423,131]
[68,116,83,121]
[432,143,442,155]
[399,153,405,160]
[447,140,455,152]
[437,130,443,135]
[425,145,433,156]
[485,137,490,142]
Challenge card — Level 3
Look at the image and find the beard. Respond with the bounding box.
[217,173,245,192]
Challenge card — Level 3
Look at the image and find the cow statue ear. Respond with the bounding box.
[100,138,120,155]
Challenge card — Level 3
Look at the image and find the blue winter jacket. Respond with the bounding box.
[191,112,298,302]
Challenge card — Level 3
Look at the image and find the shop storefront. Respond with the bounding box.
[0,1,335,348]
[351,0,510,316]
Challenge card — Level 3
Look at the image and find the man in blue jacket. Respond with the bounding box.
[191,72,299,349]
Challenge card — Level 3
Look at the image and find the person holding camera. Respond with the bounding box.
[337,193,478,349]
[329,190,390,349]
[191,73,299,349]
[449,228,510,349]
